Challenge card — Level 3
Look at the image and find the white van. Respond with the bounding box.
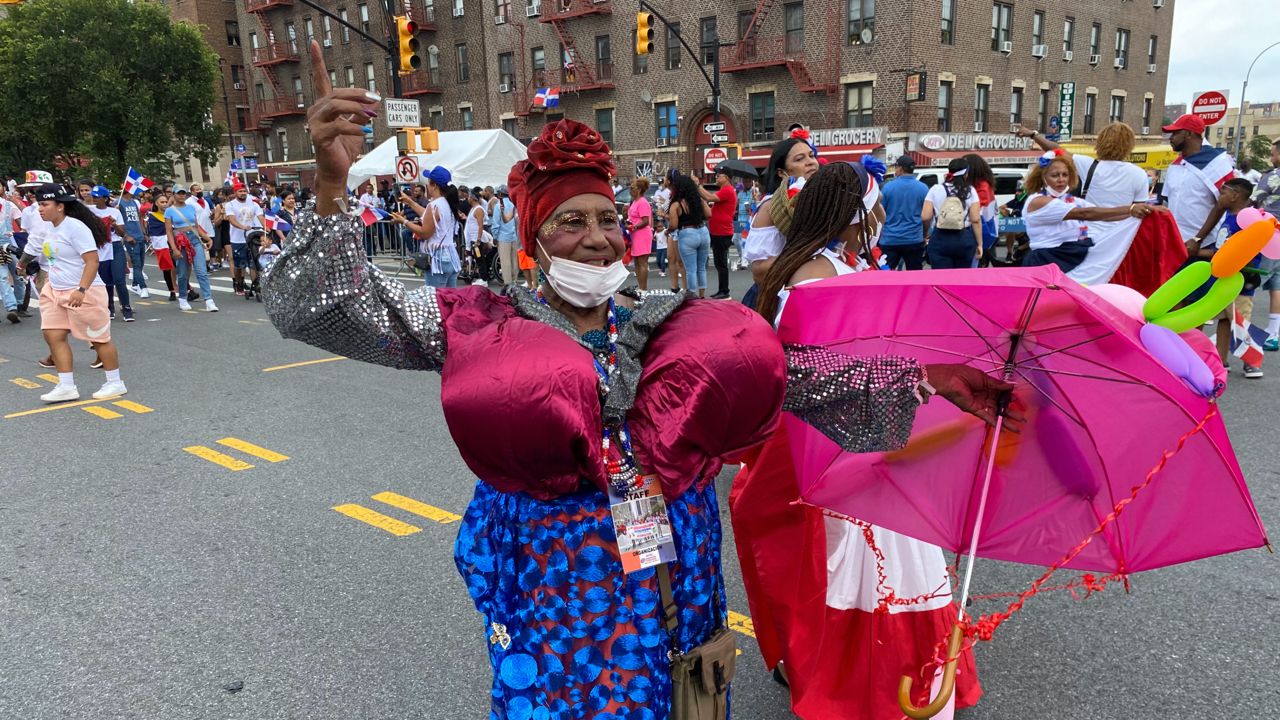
[913,166,1028,207]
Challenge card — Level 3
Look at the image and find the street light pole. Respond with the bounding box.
[1232,40,1280,162]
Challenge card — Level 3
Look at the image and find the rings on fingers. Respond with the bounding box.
[342,113,357,123]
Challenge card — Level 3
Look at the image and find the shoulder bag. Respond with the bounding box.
[657,564,736,720]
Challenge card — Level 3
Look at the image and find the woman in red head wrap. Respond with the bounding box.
[263,43,1012,719]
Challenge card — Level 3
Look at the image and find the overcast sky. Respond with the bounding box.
[1167,2,1280,107]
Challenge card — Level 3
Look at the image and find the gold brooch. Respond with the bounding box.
[489,622,512,651]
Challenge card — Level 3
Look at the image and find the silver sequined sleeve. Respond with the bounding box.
[782,344,923,453]
[262,208,446,371]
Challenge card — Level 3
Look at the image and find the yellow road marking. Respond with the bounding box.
[10,378,41,389]
[332,504,422,536]
[135,301,151,306]
[216,437,289,462]
[727,611,756,638]
[183,445,254,471]
[36,373,59,384]
[238,320,256,325]
[182,310,198,315]
[372,492,462,524]
[82,406,123,419]
[262,356,347,372]
[112,400,153,414]
[4,398,110,419]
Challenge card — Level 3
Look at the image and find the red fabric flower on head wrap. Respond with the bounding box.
[507,118,616,255]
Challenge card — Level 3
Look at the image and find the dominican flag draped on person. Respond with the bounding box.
[533,87,560,108]
[122,167,154,195]
[1232,307,1267,368]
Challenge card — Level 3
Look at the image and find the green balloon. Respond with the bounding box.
[1150,272,1245,333]
[1143,261,1212,321]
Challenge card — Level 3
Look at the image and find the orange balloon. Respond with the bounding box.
[1211,220,1275,278]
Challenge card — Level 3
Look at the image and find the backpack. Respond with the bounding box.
[936,186,967,231]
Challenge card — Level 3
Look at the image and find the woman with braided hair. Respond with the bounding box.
[734,161,988,719]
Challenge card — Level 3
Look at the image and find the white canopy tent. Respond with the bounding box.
[347,129,527,191]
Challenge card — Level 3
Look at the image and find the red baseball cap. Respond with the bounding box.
[1162,114,1206,135]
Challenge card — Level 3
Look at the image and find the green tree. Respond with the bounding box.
[0,0,222,184]
[1247,134,1273,171]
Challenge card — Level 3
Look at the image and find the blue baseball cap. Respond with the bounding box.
[90,185,111,198]
[423,165,452,187]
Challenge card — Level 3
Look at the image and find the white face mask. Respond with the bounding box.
[539,242,630,309]
[1045,185,1070,198]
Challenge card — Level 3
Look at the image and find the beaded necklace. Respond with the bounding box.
[536,290,641,495]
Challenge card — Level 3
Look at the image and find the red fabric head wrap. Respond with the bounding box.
[507,118,616,255]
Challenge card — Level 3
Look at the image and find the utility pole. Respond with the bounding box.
[216,57,245,187]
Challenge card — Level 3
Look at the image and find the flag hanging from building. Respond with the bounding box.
[1231,307,1267,368]
[533,87,561,109]
[122,167,154,195]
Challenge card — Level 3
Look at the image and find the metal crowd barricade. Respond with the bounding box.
[363,218,420,277]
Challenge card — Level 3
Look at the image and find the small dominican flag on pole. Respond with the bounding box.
[263,214,293,234]
[122,167,154,195]
[224,169,238,187]
[358,206,391,226]
[533,87,561,108]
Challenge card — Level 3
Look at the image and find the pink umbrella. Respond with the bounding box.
[776,265,1269,716]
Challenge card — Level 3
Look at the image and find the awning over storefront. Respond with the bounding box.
[1063,143,1179,171]
[909,149,1044,168]
[740,143,881,168]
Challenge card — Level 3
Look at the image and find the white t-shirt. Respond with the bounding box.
[1025,194,1095,250]
[89,205,123,261]
[0,198,20,239]
[653,186,672,213]
[1067,157,1150,285]
[742,192,783,263]
[224,197,262,245]
[187,196,214,235]
[258,243,281,270]
[34,216,105,290]
[924,183,979,219]
[20,203,53,244]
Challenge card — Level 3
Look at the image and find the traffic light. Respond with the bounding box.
[395,15,420,76]
[636,12,654,56]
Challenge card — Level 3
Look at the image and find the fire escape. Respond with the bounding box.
[723,0,840,122]
[537,0,615,99]
[245,0,305,129]
[403,1,444,96]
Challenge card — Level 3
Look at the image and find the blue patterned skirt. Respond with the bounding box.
[454,479,727,720]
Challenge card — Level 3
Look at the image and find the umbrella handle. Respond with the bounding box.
[898,624,964,719]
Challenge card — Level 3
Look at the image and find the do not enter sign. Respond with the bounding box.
[396,155,420,183]
[703,147,728,175]
[1192,91,1228,126]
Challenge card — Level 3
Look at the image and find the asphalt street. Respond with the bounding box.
[1,258,1277,720]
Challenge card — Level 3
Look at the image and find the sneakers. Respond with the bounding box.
[1243,364,1264,379]
[90,356,104,369]
[129,284,139,295]
[710,292,731,300]
[92,380,127,399]
[1266,337,1279,352]
[37,356,55,369]
[40,385,80,403]
[6,310,18,324]
[109,309,116,320]
[138,287,150,299]
[206,299,219,312]
[169,292,178,302]
[187,289,200,302]
[122,307,135,322]
[178,298,192,311]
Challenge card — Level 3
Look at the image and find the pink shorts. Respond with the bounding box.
[40,284,112,344]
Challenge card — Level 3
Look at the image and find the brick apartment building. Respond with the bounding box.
[225,0,1175,185]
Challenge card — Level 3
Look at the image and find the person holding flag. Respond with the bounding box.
[117,186,149,299]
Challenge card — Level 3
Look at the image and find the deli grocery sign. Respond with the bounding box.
[810,126,887,147]
[910,133,1037,152]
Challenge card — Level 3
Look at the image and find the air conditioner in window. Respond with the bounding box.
[1141,126,1150,135]
[1063,50,1073,62]
[1152,0,1164,7]
[323,39,332,47]
[495,14,506,23]
[656,137,669,147]
[1031,44,1047,58]
[1089,54,1101,65]
[233,82,246,90]
[1113,58,1125,69]
[999,41,1013,54]
[498,82,511,93]
[452,6,464,17]
[526,2,540,16]
[1147,63,1157,73]
[974,122,984,132]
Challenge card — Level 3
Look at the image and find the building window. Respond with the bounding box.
[497,0,510,20]
[358,3,369,33]
[429,108,443,130]
[322,16,332,46]
[461,107,474,130]
[846,0,873,45]
[737,10,752,41]
[655,101,677,143]
[498,52,514,88]
[226,20,240,46]
[264,136,273,163]
[502,118,518,136]
[339,8,350,43]
[1038,87,1050,133]
[249,31,258,50]
[666,23,681,70]
[940,0,954,45]
[1142,97,1153,129]
[632,30,648,74]
[845,82,873,127]
[364,62,376,92]
[236,107,249,132]
[1147,35,1158,65]
[344,66,355,87]
[785,3,804,53]
[292,76,304,106]
[285,22,298,53]
[279,130,289,162]
[938,80,953,131]
[364,132,375,152]
[1115,29,1129,67]
[456,43,470,82]
[561,45,575,84]
[1083,92,1096,134]
[1032,11,1043,47]
[595,107,614,145]
[255,82,265,100]
[595,35,612,80]
[230,64,244,85]
[990,3,1012,51]
[328,69,337,88]
[750,92,776,140]
[1063,17,1074,53]
[1010,86,1023,128]
[974,83,990,132]
[304,17,314,45]
[699,17,717,66]
[1089,22,1100,57]
[1109,95,1124,124]
[454,0,464,16]
[531,46,546,85]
